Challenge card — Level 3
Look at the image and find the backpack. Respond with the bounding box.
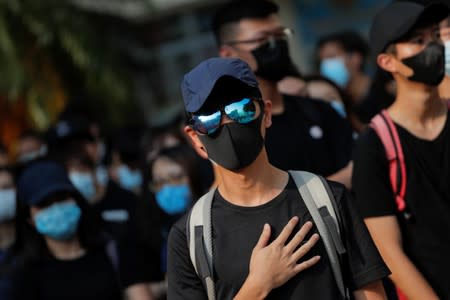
[186,170,349,300]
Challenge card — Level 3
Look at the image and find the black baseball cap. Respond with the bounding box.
[181,57,259,113]
[370,1,450,56]
[17,161,76,206]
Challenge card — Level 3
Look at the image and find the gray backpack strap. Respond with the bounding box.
[187,188,216,300]
[289,170,349,299]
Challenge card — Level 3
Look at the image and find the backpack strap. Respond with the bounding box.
[289,170,349,300]
[370,110,407,212]
[187,188,216,300]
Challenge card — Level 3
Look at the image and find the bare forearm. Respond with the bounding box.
[353,280,387,300]
[327,161,353,189]
[384,250,438,300]
[125,283,154,300]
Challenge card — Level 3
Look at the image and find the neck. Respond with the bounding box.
[45,236,85,260]
[391,81,444,123]
[0,222,15,250]
[216,149,288,207]
[438,75,450,100]
[258,77,285,114]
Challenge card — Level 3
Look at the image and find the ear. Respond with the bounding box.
[377,52,413,77]
[377,53,395,73]
[183,125,209,160]
[262,100,272,128]
[219,44,235,58]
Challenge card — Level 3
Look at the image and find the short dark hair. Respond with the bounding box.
[212,0,279,46]
[318,30,369,58]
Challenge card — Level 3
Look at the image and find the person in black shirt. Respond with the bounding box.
[211,0,354,187]
[352,2,450,299]
[168,56,389,299]
[11,160,153,300]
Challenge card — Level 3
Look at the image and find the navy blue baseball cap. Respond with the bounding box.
[17,161,76,206]
[181,57,259,113]
[370,1,449,56]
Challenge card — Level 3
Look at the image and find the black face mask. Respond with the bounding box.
[401,42,445,86]
[198,114,264,171]
[251,39,300,82]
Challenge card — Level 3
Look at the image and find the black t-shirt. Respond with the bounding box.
[14,248,122,300]
[266,95,354,176]
[352,114,450,299]
[167,176,389,300]
[94,181,161,286]
[93,180,138,240]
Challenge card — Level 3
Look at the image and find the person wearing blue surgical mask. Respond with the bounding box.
[134,145,205,299]
[0,167,16,300]
[66,154,102,205]
[317,31,371,107]
[11,161,154,300]
[110,128,144,195]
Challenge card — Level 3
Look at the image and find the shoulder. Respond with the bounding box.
[354,128,385,160]
[168,213,189,245]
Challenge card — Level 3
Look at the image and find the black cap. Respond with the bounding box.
[181,58,259,113]
[17,161,76,206]
[370,1,450,56]
[46,117,95,144]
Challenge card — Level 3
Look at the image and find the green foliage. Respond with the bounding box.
[0,0,135,128]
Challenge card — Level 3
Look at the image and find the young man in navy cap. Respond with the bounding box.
[352,1,450,299]
[167,57,389,299]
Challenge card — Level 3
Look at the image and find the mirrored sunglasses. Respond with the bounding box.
[189,98,262,135]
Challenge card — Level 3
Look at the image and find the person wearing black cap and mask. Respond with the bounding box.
[352,1,450,299]
[167,57,389,300]
[211,0,354,188]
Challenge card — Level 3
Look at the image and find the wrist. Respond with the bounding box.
[244,274,271,299]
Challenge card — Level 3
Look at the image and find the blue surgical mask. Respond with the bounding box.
[69,172,96,203]
[330,100,347,118]
[117,165,142,191]
[155,184,191,215]
[0,189,16,222]
[34,201,81,241]
[445,40,450,76]
[320,57,350,88]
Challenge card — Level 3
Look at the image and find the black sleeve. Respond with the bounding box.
[352,129,397,217]
[167,216,207,300]
[329,182,391,290]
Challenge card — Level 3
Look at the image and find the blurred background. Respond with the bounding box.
[0,0,389,151]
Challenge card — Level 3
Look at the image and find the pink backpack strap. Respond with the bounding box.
[369,110,407,212]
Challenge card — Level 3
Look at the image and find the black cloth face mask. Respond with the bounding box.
[401,42,445,86]
[251,39,300,82]
[198,114,264,171]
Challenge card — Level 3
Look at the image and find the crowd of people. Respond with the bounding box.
[1,0,450,299]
